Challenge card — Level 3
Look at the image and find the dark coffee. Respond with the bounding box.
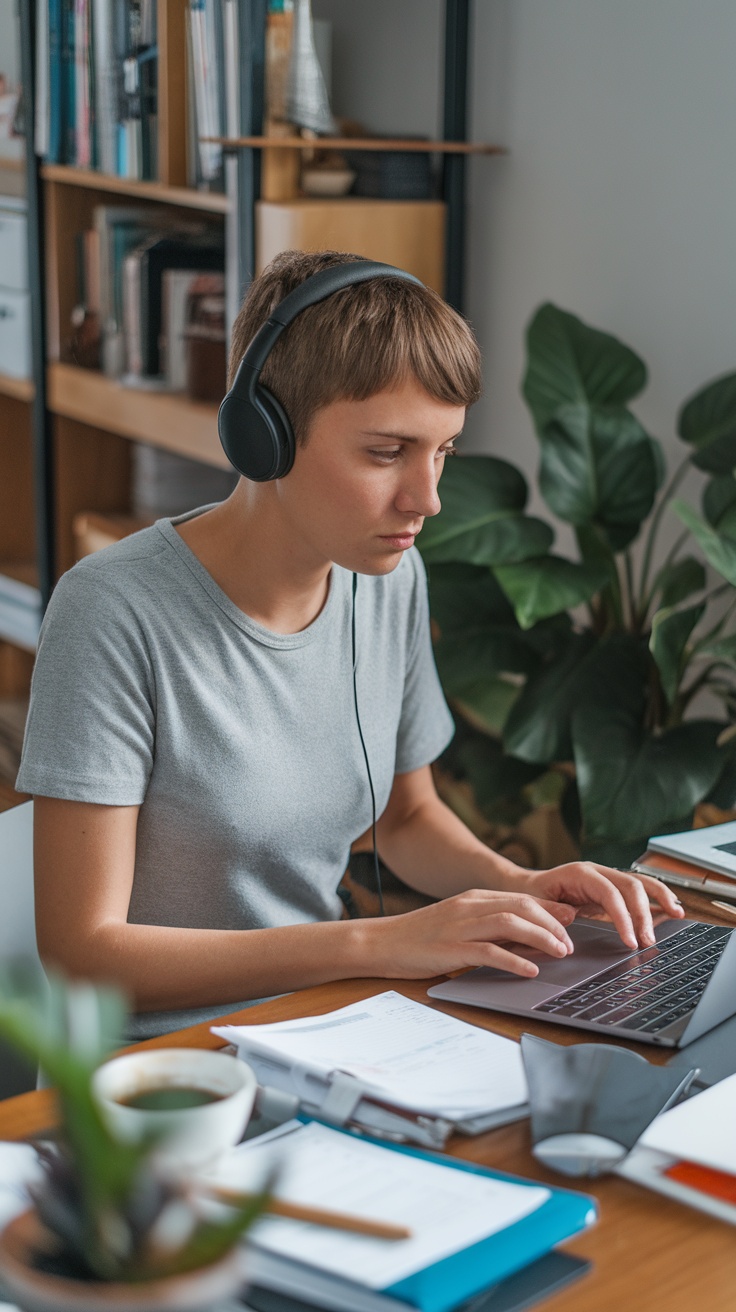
[118,1086,225,1112]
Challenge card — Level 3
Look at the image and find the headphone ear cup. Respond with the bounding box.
[218,384,296,481]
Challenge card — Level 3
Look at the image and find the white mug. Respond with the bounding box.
[92,1047,257,1175]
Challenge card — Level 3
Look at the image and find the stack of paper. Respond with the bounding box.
[617,1071,736,1223]
[213,992,529,1147]
[205,1119,595,1312]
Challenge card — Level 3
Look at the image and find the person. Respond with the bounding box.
[17,249,682,1039]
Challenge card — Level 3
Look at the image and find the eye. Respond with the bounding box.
[368,448,403,463]
[438,444,457,459]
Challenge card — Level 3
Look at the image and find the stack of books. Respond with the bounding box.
[0,567,42,651]
[35,0,158,179]
[71,204,224,384]
[618,1070,736,1224]
[633,822,736,903]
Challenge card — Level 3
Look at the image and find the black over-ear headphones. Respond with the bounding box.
[218,260,422,480]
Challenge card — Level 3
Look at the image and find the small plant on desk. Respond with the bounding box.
[0,969,267,1312]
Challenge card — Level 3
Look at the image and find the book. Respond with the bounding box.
[207,1119,596,1312]
[616,1071,736,1224]
[244,1250,592,1312]
[632,850,736,901]
[649,821,736,880]
[214,991,530,1148]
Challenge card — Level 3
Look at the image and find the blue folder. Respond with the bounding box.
[300,1119,597,1312]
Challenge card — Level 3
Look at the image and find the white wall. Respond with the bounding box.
[317,0,736,521]
[0,0,21,89]
[468,0,736,495]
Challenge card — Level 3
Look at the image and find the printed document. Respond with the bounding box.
[211,1119,549,1289]
[214,991,527,1120]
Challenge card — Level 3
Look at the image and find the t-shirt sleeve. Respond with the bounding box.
[393,549,454,774]
[16,564,156,805]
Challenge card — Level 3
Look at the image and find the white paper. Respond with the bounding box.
[639,1071,736,1174]
[209,1120,549,1289]
[213,991,527,1118]
[0,1142,43,1229]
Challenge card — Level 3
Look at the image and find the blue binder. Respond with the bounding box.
[299,1120,597,1312]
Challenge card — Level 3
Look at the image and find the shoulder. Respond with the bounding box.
[41,524,173,646]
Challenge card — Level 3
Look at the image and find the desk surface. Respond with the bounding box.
[1,891,735,1312]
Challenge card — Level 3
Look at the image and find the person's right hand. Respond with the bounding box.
[365,889,578,980]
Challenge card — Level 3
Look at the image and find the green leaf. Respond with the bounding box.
[674,500,736,585]
[678,371,736,473]
[503,632,597,763]
[456,736,544,820]
[703,474,736,541]
[494,556,609,629]
[649,603,705,706]
[538,403,662,543]
[426,563,516,634]
[420,456,554,566]
[653,556,706,609]
[523,303,647,432]
[455,678,521,736]
[695,633,736,666]
[571,636,729,842]
[434,628,538,690]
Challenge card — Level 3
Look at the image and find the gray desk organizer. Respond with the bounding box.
[521,1033,699,1178]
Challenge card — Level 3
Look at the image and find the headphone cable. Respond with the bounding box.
[351,573,385,917]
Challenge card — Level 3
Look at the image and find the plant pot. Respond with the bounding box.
[0,1211,246,1312]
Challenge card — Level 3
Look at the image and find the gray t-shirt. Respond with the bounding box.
[17,509,453,1038]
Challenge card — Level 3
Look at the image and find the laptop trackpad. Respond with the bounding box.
[527,920,633,985]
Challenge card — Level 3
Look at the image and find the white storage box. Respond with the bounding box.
[0,197,28,292]
[0,286,31,378]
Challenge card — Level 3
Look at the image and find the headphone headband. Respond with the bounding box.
[218,260,423,481]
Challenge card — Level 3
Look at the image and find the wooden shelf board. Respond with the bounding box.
[0,375,33,403]
[0,561,39,590]
[41,165,231,214]
[47,363,228,469]
[207,135,505,156]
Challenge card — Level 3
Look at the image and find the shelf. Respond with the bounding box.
[206,135,505,156]
[47,363,229,469]
[41,165,231,214]
[0,375,33,403]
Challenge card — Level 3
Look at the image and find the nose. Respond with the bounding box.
[395,455,442,519]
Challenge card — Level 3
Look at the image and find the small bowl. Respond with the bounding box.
[92,1047,257,1176]
[301,167,356,197]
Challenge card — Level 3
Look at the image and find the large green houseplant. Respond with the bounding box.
[418,303,736,868]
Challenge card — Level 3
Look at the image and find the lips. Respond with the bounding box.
[379,533,417,549]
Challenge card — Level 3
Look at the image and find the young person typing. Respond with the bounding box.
[17,251,681,1039]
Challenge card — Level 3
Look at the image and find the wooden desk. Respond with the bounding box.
[1,891,735,1311]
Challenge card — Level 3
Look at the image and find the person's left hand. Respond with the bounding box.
[520,863,684,949]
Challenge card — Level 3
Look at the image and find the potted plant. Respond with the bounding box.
[418,303,736,869]
[0,969,267,1312]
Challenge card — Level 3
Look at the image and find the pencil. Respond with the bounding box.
[205,1183,412,1240]
[711,900,736,919]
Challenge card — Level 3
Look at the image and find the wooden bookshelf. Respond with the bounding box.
[40,165,231,215]
[47,364,227,470]
[208,136,505,155]
[0,375,33,403]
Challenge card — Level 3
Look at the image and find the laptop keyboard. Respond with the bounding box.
[533,922,732,1035]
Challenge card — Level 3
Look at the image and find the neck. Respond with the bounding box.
[175,481,332,634]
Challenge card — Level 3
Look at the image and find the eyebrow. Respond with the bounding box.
[360,429,464,442]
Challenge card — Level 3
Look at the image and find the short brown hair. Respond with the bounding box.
[228,250,482,444]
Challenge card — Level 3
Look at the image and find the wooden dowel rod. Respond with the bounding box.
[201,135,505,156]
[206,1184,412,1241]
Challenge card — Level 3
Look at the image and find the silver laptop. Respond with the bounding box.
[428,917,736,1048]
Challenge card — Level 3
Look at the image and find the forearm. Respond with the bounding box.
[376,794,532,899]
[47,917,374,1013]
